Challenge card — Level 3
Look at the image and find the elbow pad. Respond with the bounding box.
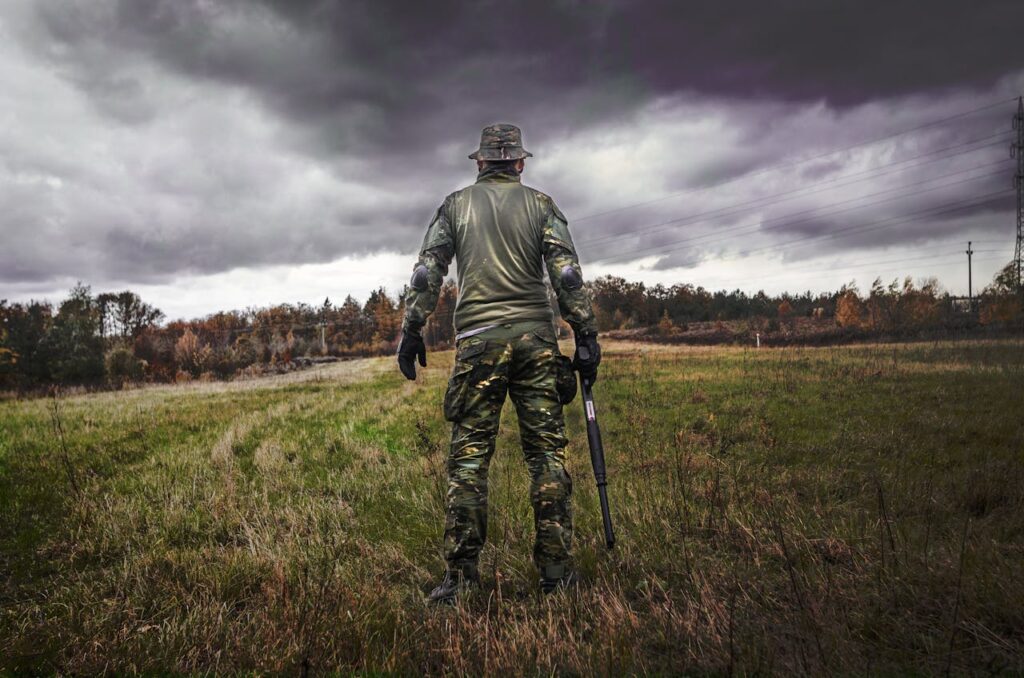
[560,264,583,290]
[410,264,429,291]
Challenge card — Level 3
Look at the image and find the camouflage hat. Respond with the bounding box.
[468,123,533,161]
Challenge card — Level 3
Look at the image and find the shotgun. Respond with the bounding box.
[577,345,615,549]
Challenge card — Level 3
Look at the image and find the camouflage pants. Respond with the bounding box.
[442,320,573,578]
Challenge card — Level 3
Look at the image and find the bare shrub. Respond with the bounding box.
[175,329,211,376]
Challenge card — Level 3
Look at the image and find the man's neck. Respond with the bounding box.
[475,165,522,184]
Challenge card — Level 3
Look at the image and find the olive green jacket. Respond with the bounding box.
[402,168,597,337]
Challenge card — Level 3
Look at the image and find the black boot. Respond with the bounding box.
[539,563,579,595]
[427,563,480,605]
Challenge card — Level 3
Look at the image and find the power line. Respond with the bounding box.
[713,191,1012,264]
[572,97,1018,223]
[768,193,1013,262]
[591,167,1010,265]
[701,251,1007,292]
[577,131,1010,247]
[586,160,1008,262]
[593,189,1012,272]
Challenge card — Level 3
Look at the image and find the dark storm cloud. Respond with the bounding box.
[614,1,1023,103]
[3,0,1023,302]
[32,0,623,159]
[33,0,1024,157]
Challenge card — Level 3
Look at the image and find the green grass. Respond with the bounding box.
[1,340,1023,674]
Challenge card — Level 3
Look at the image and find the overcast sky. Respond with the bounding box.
[2,0,1023,319]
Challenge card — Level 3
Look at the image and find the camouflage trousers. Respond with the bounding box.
[442,319,573,578]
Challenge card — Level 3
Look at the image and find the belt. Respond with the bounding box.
[455,324,497,342]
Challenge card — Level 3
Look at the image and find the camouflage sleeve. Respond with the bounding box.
[402,199,455,336]
[541,198,598,336]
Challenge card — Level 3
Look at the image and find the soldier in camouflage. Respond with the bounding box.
[398,124,601,603]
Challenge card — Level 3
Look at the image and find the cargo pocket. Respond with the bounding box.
[554,355,577,405]
[532,328,576,405]
[532,327,559,348]
[443,340,487,422]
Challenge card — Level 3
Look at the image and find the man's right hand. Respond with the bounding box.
[573,332,601,384]
[397,331,427,380]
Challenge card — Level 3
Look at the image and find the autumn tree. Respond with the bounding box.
[657,309,675,336]
[174,328,210,376]
[590,276,647,329]
[835,287,864,328]
[333,295,364,350]
[423,280,457,347]
[902,277,941,330]
[202,310,249,345]
[979,261,1023,326]
[364,287,400,348]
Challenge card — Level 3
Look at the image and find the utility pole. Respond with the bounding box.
[966,241,974,311]
[320,297,330,354]
[1013,96,1024,291]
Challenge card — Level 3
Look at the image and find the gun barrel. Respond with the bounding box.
[581,379,615,549]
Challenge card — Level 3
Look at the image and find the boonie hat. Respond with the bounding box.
[468,123,533,161]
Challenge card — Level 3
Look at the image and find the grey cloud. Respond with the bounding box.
[60,1,1024,136]
[3,0,1023,302]
[556,87,1019,272]
[46,0,1024,166]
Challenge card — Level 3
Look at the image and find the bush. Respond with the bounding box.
[134,330,176,382]
[980,295,1023,326]
[207,345,239,379]
[0,347,18,388]
[175,329,211,376]
[105,347,145,386]
[232,336,261,369]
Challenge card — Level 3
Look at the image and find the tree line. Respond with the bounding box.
[2,264,1020,391]
[588,263,1022,333]
[0,282,457,390]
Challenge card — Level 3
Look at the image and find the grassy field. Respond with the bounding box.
[1,340,1023,674]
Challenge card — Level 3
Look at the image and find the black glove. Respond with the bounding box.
[572,332,601,384]
[397,331,426,380]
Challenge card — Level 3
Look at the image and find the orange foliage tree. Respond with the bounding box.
[174,328,211,376]
[835,287,864,328]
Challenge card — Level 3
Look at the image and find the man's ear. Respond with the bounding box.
[476,160,485,171]
[515,159,525,172]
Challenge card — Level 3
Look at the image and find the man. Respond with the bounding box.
[397,124,601,603]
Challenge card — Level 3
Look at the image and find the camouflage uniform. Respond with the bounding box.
[403,124,596,581]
